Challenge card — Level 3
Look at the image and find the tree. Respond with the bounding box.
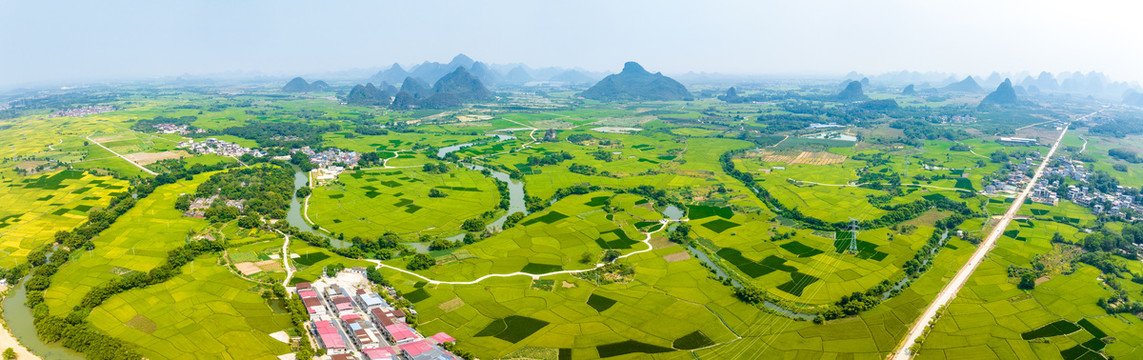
[602,250,622,262]
[1018,272,1037,290]
[407,253,435,270]
[3,347,14,360]
[462,218,485,232]
[580,252,594,264]
[989,150,1009,163]
[428,188,447,198]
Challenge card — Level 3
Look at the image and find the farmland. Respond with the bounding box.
[308,165,501,237]
[2,76,1142,360]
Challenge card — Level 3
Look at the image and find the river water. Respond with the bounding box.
[1,281,87,360]
[285,167,349,248]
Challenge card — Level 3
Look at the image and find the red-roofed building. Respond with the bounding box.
[302,297,325,315]
[398,340,434,357]
[313,320,348,354]
[430,332,456,343]
[332,296,355,312]
[384,323,419,344]
[364,347,397,360]
[298,290,318,298]
[296,282,312,291]
[330,354,354,360]
[341,314,361,321]
[370,307,396,326]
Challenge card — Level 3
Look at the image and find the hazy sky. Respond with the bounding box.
[2,0,1142,88]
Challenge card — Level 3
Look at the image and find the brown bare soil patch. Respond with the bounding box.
[439,297,465,312]
[124,150,187,165]
[235,262,261,275]
[663,251,691,262]
[754,150,846,165]
[125,315,157,334]
[255,259,281,272]
[649,236,676,249]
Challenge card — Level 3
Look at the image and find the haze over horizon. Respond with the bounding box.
[2,0,1142,89]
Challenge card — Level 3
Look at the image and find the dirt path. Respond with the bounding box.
[85,135,158,175]
[366,219,684,285]
[278,232,294,287]
[891,119,1073,359]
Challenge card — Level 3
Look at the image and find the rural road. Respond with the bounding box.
[891,120,1072,359]
[279,232,294,287]
[366,219,682,285]
[85,135,158,175]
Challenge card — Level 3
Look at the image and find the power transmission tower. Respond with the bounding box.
[848,218,860,254]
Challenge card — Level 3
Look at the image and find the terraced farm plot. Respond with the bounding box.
[308,166,500,237]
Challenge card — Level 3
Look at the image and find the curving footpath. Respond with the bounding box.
[891,121,1072,359]
[366,219,682,285]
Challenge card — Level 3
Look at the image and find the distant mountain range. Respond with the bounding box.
[281,77,329,93]
[383,67,492,109]
[579,62,692,101]
[366,54,605,88]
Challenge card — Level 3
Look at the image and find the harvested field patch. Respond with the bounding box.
[439,297,465,312]
[235,262,261,275]
[123,151,187,165]
[664,251,691,262]
[125,315,157,334]
[754,150,846,165]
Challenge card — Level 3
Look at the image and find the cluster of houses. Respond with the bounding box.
[178,138,266,158]
[986,155,1143,215]
[293,146,360,169]
[49,105,114,118]
[183,194,246,218]
[151,123,205,135]
[296,270,459,360]
[1068,185,1140,215]
[927,115,977,124]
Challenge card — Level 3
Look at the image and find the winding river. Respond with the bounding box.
[2,280,86,360]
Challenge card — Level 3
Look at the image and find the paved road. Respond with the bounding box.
[891,120,1073,359]
[366,219,681,285]
[86,136,158,175]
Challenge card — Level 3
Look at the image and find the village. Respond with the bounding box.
[292,146,361,184]
[295,269,459,360]
[48,105,114,117]
[178,137,267,158]
[986,154,1143,216]
[152,122,206,135]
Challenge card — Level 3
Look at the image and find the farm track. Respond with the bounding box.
[366,219,684,285]
[85,135,158,175]
[891,117,1076,359]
